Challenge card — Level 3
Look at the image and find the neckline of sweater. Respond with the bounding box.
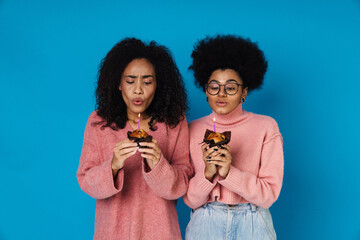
[209,103,252,126]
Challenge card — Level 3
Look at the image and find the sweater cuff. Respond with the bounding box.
[142,154,172,184]
[100,158,123,195]
[194,171,217,194]
[114,168,124,191]
[218,165,243,189]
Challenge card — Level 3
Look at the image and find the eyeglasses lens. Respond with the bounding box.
[207,83,239,95]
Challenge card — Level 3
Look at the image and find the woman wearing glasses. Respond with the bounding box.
[183,35,284,240]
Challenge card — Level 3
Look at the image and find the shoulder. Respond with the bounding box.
[248,112,280,132]
[88,110,103,123]
[251,113,278,124]
[189,115,209,130]
[156,115,188,138]
[249,112,282,143]
[168,115,189,132]
[84,111,104,133]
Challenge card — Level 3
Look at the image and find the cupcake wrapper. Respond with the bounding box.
[127,131,153,148]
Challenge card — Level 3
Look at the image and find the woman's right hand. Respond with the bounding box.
[112,139,138,176]
[202,143,217,181]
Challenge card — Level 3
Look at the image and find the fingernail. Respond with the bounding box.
[214,149,218,151]
[206,156,211,159]
[206,160,211,162]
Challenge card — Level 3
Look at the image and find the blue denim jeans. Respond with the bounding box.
[185,202,276,240]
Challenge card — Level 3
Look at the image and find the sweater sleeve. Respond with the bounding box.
[182,168,217,209]
[218,133,284,209]
[142,118,193,200]
[77,113,124,199]
[183,120,217,209]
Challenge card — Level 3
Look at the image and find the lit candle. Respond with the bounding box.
[138,113,141,130]
[213,117,216,132]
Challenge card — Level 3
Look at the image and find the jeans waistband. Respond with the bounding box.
[206,201,258,212]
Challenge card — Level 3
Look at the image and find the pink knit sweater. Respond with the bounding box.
[77,111,192,240]
[183,104,284,209]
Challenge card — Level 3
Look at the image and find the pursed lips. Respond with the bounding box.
[132,98,144,106]
[216,100,227,106]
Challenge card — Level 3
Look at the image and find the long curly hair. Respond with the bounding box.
[95,38,187,130]
[189,34,268,92]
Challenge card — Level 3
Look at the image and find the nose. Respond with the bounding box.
[133,81,143,94]
[218,85,227,97]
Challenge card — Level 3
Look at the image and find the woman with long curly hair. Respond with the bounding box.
[77,38,192,240]
[183,35,284,240]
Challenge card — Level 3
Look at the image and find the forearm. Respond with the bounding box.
[143,155,192,200]
[219,165,282,208]
[77,158,124,199]
[183,173,216,209]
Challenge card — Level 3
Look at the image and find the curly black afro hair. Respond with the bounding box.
[189,34,268,92]
[95,37,187,130]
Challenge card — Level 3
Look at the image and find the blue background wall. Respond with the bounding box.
[1,0,360,239]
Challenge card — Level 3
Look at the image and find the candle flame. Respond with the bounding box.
[138,113,141,118]
[213,117,216,122]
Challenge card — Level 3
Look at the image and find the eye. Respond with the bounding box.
[144,81,153,85]
[208,84,219,90]
[126,81,134,84]
[226,84,237,91]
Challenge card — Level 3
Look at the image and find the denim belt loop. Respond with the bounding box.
[250,203,257,212]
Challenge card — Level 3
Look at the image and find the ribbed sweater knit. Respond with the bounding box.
[77,111,193,240]
[183,104,284,209]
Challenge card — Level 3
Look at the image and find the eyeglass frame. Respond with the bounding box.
[205,82,244,95]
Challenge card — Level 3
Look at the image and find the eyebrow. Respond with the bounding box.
[142,75,154,79]
[209,79,238,83]
[124,75,154,79]
[124,75,137,79]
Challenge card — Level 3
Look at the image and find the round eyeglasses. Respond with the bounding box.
[205,82,243,95]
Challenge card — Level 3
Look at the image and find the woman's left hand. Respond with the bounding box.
[208,144,232,178]
[138,139,162,170]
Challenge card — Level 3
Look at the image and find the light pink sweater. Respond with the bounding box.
[183,104,284,209]
[77,111,192,240]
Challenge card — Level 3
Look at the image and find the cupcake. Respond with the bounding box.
[203,129,231,148]
[127,129,153,147]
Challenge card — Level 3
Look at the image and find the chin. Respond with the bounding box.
[214,105,238,115]
[129,105,145,113]
[214,109,229,115]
